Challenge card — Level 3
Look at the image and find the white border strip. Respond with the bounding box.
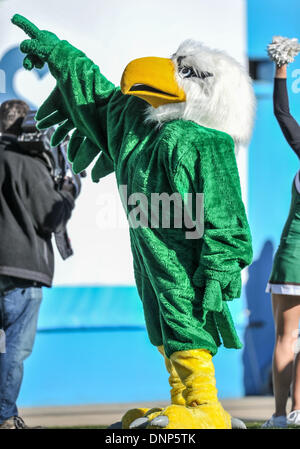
[266,282,300,295]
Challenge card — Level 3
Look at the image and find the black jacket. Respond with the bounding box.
[0,140,74,287]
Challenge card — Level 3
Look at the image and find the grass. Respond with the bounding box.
[245,421,300,429]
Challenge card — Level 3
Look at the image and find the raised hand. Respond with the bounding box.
[11,14,60,70]
[11,14,114,179]
[267,35,300,67]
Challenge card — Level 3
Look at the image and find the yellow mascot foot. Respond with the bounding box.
[128,348,234,429]
[121,407,163,429]
[144,402,232,429]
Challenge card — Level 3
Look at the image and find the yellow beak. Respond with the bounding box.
[121,57,186,108]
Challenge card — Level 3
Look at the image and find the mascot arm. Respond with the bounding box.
[12,14,124,179]
[172,132,253,306]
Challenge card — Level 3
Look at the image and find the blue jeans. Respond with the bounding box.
[0,287,42,424]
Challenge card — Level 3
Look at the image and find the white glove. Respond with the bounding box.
[267,35,300,67]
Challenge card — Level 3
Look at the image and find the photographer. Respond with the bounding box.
[0,99,77,429]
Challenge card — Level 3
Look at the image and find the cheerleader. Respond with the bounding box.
[263,37,300,428]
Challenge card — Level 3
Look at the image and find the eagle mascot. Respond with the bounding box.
[12,14,255,429]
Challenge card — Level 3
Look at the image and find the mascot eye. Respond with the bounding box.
[179,66,195,78]
[178,66,214,80]
[200,71,214,79]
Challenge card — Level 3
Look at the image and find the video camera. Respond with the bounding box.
[0,110,86,197]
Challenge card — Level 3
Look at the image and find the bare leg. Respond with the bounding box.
[272,294,300,416]
[291,350,300,411]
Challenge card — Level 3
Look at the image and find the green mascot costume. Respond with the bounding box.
[12,14,255,429]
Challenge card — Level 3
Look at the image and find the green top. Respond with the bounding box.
[11,14,253,356]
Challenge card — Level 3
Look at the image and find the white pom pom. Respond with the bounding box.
[267,35,300,66]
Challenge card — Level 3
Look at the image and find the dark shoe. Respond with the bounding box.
[0,416,44,429]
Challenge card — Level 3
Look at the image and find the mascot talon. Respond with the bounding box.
[12,14,255,430]
[150,416,169,428]
[231,417,247,429]
[129,417,149,429]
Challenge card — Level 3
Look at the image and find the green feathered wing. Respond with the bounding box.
[171,128,253,348]
[12,14,120,182]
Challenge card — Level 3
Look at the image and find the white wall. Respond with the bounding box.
[0,0,248,285]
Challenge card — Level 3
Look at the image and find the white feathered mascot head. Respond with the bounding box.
[121,39,256,150]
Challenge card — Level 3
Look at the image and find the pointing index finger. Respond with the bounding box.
[11,14,40,38]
